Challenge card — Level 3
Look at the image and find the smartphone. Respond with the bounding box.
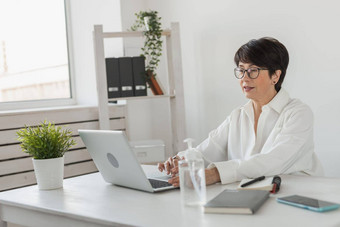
[277,195,340,212]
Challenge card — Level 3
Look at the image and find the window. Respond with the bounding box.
[0,0,73,109]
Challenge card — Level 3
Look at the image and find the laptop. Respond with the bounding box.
[78,129,175,192]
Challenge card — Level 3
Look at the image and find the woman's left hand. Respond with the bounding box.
[168,167,221,187]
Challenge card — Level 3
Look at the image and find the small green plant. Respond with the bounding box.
[130,10,163,82]
[16,121,76,159]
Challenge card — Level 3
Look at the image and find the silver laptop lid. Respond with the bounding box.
[78,129,173,192]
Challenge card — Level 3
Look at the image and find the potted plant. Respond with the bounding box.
[16,121,76,190]
[130,10,164,95]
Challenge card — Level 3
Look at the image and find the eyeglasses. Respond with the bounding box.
[234,67,268,79]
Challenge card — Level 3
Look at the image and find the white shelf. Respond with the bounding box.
[102,29,171,38]
[108,94,175,102]
[93,23,187,153]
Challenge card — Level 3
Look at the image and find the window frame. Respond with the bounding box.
[0,0,76,111]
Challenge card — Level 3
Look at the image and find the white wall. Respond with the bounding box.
[121,0,340,177]
[68,0,123,105]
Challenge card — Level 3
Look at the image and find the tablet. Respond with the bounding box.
[277,195,340,212]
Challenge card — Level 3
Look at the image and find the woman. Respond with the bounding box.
[158,37,324,187]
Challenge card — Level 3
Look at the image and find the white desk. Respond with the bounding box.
[0,165,340,227]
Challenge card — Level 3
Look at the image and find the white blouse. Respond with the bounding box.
[190,89,324,184]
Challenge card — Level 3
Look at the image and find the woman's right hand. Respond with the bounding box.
[157,156,180,176]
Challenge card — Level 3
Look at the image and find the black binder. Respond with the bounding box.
[105,58,121,98]
[132,56,147,96]
[118,57,135,97]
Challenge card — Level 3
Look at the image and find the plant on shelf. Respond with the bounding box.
[130,10,164,95]
[17,121,76,190]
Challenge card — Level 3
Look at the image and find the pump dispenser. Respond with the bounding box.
[179,138,206,206]
[183,138,201,160]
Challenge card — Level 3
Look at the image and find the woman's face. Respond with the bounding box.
[238,62,279,104]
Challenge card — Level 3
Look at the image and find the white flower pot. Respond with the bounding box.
[32,156,64,190]
[144,16,150,31]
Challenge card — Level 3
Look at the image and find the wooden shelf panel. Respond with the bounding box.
[102,29,171,38]
[108,94,175,102]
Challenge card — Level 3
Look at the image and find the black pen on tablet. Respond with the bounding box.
[241,176,265,187]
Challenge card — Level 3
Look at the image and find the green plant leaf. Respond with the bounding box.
[16,121,76,159]
[130,10,163,79]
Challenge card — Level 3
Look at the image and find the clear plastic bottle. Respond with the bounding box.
[179,138,206,206]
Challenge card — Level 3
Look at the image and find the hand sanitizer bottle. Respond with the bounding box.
[179,138,206,206]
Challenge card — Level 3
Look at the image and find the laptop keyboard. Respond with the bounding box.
[148,179,172,189]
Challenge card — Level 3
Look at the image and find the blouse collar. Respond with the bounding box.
[242,88,291,118]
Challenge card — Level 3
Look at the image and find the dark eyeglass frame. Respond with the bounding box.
[234,67,268,79]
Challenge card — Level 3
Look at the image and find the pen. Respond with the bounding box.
[270,175,281,193]
[241,176,265,187]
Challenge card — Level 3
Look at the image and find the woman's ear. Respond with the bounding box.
[272,70,281,84]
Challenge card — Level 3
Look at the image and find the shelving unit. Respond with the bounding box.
[92,22,187,153]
